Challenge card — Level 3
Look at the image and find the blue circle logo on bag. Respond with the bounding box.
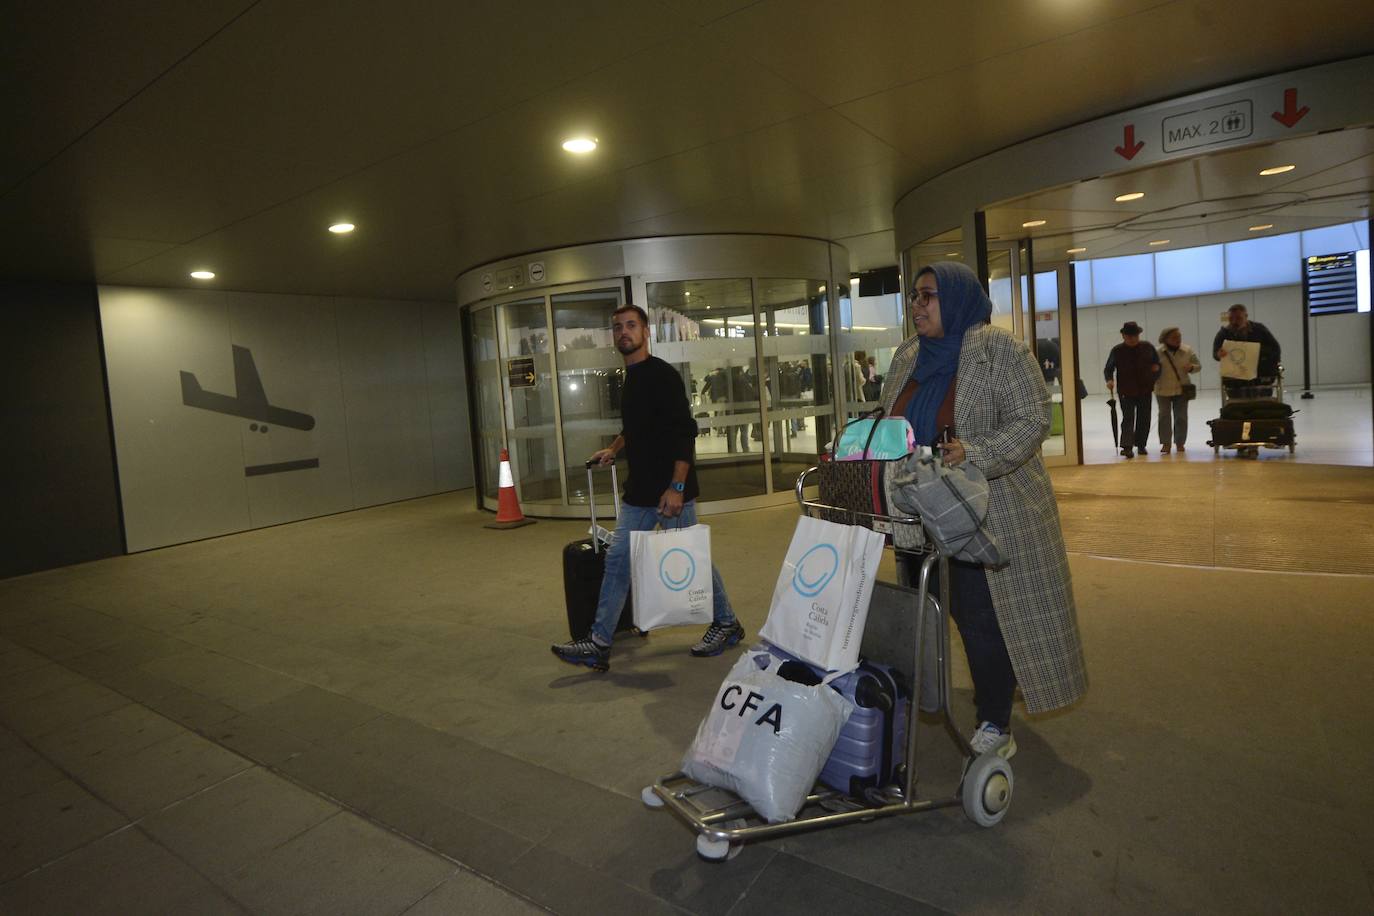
[792,544,839,597]
[659,548,697,592]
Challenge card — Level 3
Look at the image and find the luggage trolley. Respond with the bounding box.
[641,467,1013,861]
[1208,366,1296,458]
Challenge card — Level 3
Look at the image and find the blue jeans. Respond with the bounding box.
[592,500,736,646]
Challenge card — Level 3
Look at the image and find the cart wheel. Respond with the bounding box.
[696,833,741,861]
[635,628,648,638]
[962,754,1013,828]
[1213,445,1220,456]
[1288,443,1295,454]
[641,786,665,809]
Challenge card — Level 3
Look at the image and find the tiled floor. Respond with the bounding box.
[3,461,1373,913]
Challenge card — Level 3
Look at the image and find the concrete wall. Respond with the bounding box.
[100,286,473,552]
[1077,285,1369,395]
[1,281,124,578]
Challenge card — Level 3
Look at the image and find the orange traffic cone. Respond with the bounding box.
[485,448,536,529]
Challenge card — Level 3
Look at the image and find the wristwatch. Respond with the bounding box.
[672,481,685,492]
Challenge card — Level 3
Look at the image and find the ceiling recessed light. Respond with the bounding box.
[561,137,598,154]
[1115,192,1145,202]
[328,222,355,234]
[1259,164,1295,176]
[1249,224,1274,232]
[1022,219,1047,228]
[1066,247,1087,254]
[946,251,959,257]
[189,270,215,280]
[1148,239,1170,246]
[684,290,691,297]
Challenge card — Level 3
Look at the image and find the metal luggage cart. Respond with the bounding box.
[640,466,1013,861]
[1210,366,1296,457]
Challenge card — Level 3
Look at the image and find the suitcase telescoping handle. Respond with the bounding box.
[584,458,620,555]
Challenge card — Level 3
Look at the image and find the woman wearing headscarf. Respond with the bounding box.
[879,262,1087,759]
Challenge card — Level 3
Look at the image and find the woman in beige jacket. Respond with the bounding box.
[1155,327,1202,454]
[881,262,1087,759]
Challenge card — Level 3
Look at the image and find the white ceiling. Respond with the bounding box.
[4,0,1374,301]
[983,126,1374,260]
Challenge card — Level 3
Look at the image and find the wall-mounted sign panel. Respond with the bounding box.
[507,356,537,388]
[1305,252,1358,316]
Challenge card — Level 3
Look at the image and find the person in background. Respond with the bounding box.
[1212,304,1282,394]
[1155,327,1201,454]
[879,261,1088,758]
[551,304,744,672]
[1104,321,1160,459]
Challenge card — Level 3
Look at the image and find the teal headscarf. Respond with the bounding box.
[903,261,993,446]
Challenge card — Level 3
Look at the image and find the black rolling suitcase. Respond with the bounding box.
[563,461,638,639]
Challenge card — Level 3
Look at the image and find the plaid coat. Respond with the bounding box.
[881,324,1088,714]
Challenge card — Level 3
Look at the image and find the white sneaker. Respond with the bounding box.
[969,721,1017,759]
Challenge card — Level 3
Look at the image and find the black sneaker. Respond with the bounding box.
[551,637,610,671]
[1121,448,1134,458]
[690,622,745,657]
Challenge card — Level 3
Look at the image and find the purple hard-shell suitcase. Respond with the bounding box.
[764,643,909,798]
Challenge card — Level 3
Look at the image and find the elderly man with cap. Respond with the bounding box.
[1103,320,1160,458]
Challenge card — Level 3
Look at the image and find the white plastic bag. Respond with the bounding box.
[759,516,885,672]
[630,524,714,631]
[681,649,852,823]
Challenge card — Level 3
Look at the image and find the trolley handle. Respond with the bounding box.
[584,457,620,554]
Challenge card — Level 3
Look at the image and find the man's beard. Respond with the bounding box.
[616,336,638,354]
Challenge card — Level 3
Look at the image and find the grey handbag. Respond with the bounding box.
[887,452,1003,566]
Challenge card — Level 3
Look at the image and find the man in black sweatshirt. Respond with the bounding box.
[552,304,743,672]
[1104,321,1160,458]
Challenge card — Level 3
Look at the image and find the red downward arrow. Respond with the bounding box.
[1114,124,1144,160]
[1272,88,1309,128]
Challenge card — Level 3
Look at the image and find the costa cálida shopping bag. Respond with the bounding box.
[759,516,885,672]
[681,649,853,823]
[630,523,714,631]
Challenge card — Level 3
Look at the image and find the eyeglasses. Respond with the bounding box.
[909,289,939,306]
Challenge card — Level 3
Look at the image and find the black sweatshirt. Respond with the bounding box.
[619,355,700,507]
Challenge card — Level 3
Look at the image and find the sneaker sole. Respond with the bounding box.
[690,628,745,658]
[550,647,609,672]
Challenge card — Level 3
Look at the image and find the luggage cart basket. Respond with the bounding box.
[641,466,1012,861]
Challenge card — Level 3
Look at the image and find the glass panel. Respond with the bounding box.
[470,306,505,501]
[1155,244,1226,297]
[552,288,624,505]
[986,248,1016,334]
[1302,222,1363,257]
[646,279,766,499]
[1072,260,1093,305]
[1224,233,1302,288]
[1029,269,1066,457]
[499,297,561,505]
[839,284,903,420]
[1091,253,1155,304]
[758,279,833,486]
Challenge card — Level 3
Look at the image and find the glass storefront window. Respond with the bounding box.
[552,288,625,505]
[499,297,561,505]
[646,279,766,499]
[758,279,832,482]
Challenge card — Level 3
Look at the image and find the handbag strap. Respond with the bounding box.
[1163,349,1183,382]
[836,406,886,459]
